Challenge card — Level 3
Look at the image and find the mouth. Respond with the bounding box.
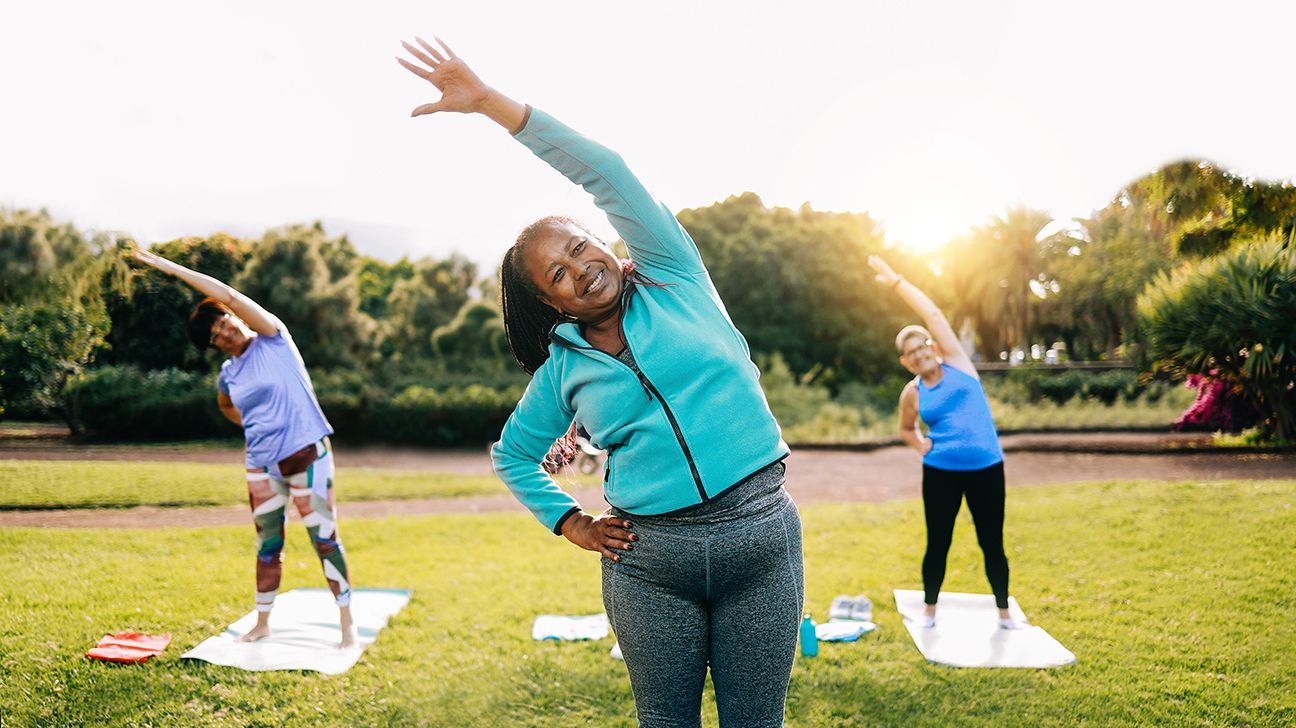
[583,268,606,296]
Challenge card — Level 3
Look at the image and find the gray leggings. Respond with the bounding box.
[602,462,804,728]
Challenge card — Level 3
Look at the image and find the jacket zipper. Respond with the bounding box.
[551,326,709,505]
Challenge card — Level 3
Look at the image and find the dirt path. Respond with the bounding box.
[3,433,1292,529]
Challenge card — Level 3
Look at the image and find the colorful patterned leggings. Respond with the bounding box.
[246,438,351,612]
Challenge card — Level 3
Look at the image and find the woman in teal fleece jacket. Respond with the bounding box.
[400,37,804,727]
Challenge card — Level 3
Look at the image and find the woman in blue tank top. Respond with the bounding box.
[869,255,1025,631]
[133,249,356,648]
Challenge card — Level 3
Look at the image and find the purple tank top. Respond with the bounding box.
[218,322,332,469]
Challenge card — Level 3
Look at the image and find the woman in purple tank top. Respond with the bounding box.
[133,249,356,648]
[869,255,1025,631]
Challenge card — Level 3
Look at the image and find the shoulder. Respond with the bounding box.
[900,379,920,403]
[944,360,980,381]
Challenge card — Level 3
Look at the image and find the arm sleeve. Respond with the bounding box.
[490,361,584,534]
[512,107,707,280]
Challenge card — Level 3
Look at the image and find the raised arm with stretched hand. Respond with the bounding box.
[396,36,526,132]
[131,249,278,337]
[869,255,976,378]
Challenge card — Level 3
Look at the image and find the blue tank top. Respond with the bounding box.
[917,363,1003,471]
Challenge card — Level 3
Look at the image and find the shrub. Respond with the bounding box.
[1138,236,1296,439]
[64,366,230,439]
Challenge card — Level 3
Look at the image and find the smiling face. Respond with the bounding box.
[208,313,254,357]
[899,333,942,377]
[520,220,624,324]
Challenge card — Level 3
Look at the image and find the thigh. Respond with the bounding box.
[922,465,964,539]
[247,469,289,515]
[708,501,804,728]
[963,462,1006,540]
[602,529,709,728]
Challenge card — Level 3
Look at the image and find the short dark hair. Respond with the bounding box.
[186,298,233,351]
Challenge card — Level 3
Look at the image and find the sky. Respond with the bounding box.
[4,1,1294,272]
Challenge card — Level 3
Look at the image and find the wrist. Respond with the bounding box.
[891,276,905,290]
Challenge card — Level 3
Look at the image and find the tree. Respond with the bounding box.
[937,206,1054,359]
[431,300,511,376]
[1138,236,1296,440]
[678,193,923,386]
[234,224,374,369]
[380,254,477,363]
[357,255,417,319]
[0,208,87,303]
[102,234,253,371]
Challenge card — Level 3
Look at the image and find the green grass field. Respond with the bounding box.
[0,460,513,510]
[1,479,1292,726]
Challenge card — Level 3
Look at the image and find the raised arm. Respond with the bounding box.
[397,35,705,279]
[132,249,278,336]
[868,255,977,378]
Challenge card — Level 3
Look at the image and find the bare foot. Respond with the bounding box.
[338,605,357,649]
[238,624,271,642]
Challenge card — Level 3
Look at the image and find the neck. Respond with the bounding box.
[920,365,943,387]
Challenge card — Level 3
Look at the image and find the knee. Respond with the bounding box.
[257,534,285,563]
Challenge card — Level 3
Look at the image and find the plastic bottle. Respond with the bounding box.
[799,613,818,657]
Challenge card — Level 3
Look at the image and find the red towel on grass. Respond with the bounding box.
[86,632,172,663]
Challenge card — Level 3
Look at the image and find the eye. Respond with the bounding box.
[574,241,585,254]
[552,268,564,284]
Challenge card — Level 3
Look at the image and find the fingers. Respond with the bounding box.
[411,102,445,117]
[396,56,433,81]
[605,527,637,543]
[598,545,622,562]
[414,36,446,64]
[401,40,440,70]
[434,36,458,59]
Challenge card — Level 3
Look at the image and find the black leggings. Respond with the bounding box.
[922,461,1010,609]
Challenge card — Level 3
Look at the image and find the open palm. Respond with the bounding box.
[396,36,489,116]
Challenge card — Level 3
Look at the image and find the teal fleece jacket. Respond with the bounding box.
[490,108,789,534]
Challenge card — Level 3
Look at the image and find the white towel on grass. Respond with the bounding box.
[182,588,410,674]
[531,613,609,641]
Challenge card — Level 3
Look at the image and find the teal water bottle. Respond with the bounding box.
[799,613,818,657]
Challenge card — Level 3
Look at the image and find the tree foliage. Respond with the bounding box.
[234,224,373,369]
[679,193,923,386]
[1137,236,1296,439]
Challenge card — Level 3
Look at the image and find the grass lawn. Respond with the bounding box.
[0,460,511,510]
[1,479,1292,726]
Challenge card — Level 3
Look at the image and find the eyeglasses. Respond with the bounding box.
[209,315,231,346]
[901,339,933,359]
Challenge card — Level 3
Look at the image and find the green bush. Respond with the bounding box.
[63,365,525,446]
[65,366,230,439]
[1138,236,1296,440]
[371,383,524,446]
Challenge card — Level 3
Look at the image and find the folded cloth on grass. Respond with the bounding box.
[86,632,172,663]
[894,589,1075,668]
[182,588,410,675]
[532,614,610,641]
[816,621,877,642]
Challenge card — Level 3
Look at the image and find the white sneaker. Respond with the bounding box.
[610,641,624,660]
[998,617,1029,630]
[829,595,855,621]
[849,595,873,622]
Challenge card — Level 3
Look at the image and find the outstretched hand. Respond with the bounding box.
[132,249,181,276]
[867,255,902,287]
[396,36,490,117]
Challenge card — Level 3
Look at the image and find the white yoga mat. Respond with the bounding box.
[894,589,1075,668]
[182,588,411,674]
[531,613,610,641]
